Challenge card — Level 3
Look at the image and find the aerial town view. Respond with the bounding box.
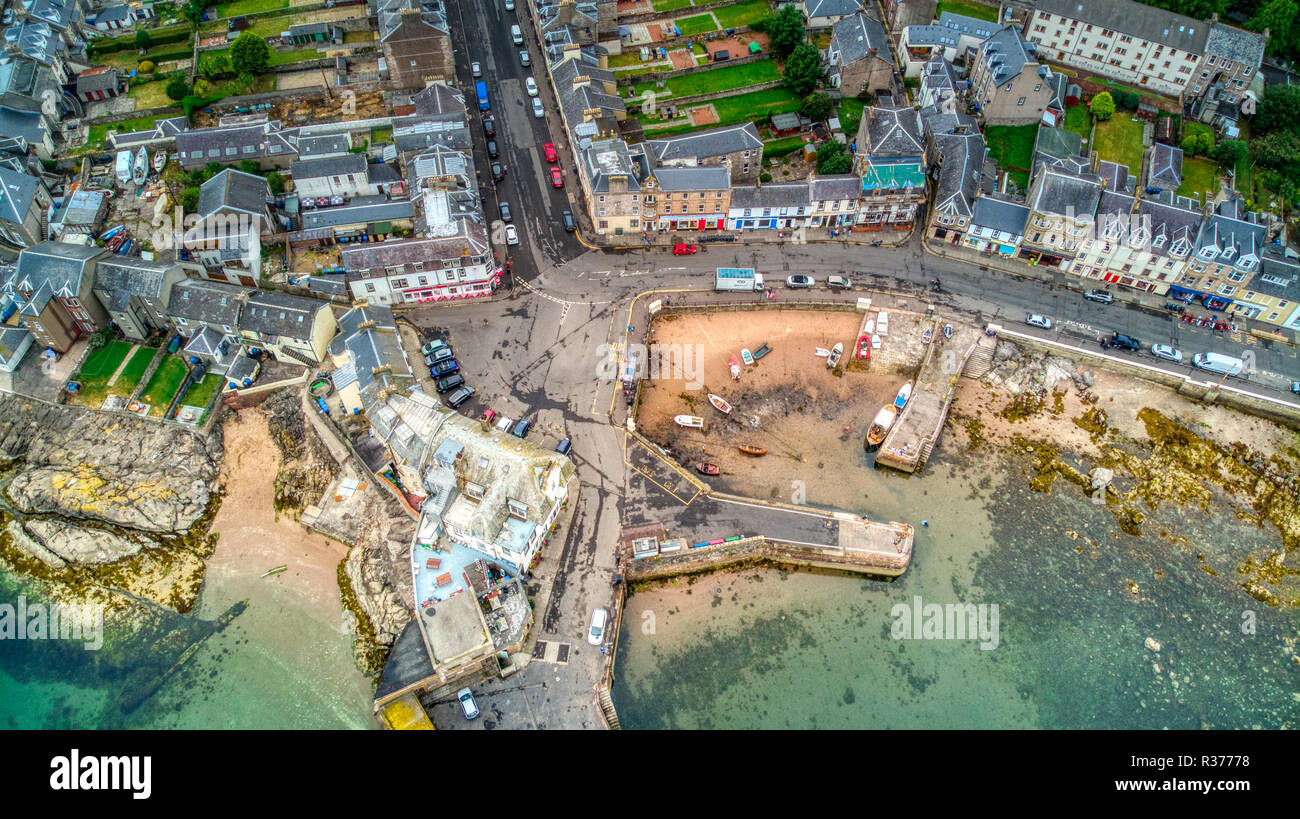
[0,0,1298,746]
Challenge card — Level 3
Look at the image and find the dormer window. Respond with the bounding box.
[507,499,529,520]
[1239,257,1256,270]
[464,481,485,501]
[1221,245,1236,260]
[1171,239,1189,257]
[1199,247,1218,260]
[1152,234,1166,248]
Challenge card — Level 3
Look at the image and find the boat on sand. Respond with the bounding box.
[741,348,754,366]
[737,444,767,456]
[864,406,898,451]
[707,393,732,414]
[729,354,741,379]
[675,415,704,428]
[695,462,720,476]
[826,342,843,369]
[894,382,912,409]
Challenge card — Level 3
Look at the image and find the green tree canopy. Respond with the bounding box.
[165,75,190,102]
[266,171,286,196]
[1211,138,1248,167]
[1089,91,1115,121]
[782,43,823,97]
[1253,130,1300,177]
[239,159,262,175]
[181,0,206,28]
[180,187,201,213]
[135,29,152,50]
[816,140,852,174]
[1181,128,1213,156]
[1253,84,1300,137]
[230,31,271,76]
[759,5,807,60]
[1248,0,1297,58]
[799,92,834,123]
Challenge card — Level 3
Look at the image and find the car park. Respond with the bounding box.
[532,98,544,117]
[550,166,563,188]
[672,243,697,255]
[486,138,499,158]
[431,359,460,377]
[561,210,575,231]
[1026,314,1053,329]
[520,50,530,67]
[421,339,449,356]
[425,348,454,365]
[446,385,476,408]
[471,61,482,77]
[498,201,512,222]
[544,143,557,162]
[457,688,479,720]
[1150,344,1183,363]
[1084,289,1114,304]
[587,608,608,645]
[1110,332,1141,351]
[435,373,465,393]
[505,224,519,245]
[511,418,531,438]
[525,77,538,96]
[785,275,814,288]
[482,116,495,137]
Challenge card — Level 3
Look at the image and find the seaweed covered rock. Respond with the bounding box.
[261,390,337,514]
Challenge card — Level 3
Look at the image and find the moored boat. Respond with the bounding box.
[695,462,720,476]
[707,393,732,414]
[826,341,843,369]
[922,328,933,344]
[943,324,954,339]
[674,415,704,428]
[894,382,912,409]
[738,444,767,456]
[740,348,754,366]
[814,347,830,357]
[857,334,871,360]
[729,354,741,379]
[864,405,898,451]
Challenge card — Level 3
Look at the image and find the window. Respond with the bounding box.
[365,283,376,293]
[507,499,528,520]
[464,481,485,501]
[391,278,407,288]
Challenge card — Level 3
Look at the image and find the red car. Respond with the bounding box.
[672,243,698,255]
[550,166,564,188]
[543,143,557,163]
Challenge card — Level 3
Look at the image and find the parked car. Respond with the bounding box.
[550,166,563,188]
[491,161,505,182]
[505,224,519,245]
[1150,344,1183,363]
[543,143,557,163]
[1026,314,1053,329]
[1291,382,1300,394]
[562,210,575,231]
[511,24,523,45]
[525,76,538,97]
[520,50,530,68]
[532,97,544,117]
[555,438,572,455]
[1084,289,1113,304]
[425,348,454,366]
[785,274,814,288]
[503,0,514,9]
[446,385,475,408]
[587,608,608,645]
[421,338,449,356]
[511,418,531,438]
[1111,332,1141,351]
[431,359,459,376]
[672,243,698,255]
[486,138,499,158]
[826,275,852,290]
[435,372,465,393]
[471,61,482,78]
[482,116,495,137]
[457,688,479,720]
[498,201,512,222]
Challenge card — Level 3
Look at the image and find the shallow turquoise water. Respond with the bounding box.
[611,450,1300,729]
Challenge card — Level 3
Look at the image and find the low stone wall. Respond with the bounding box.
[625,535,907,582]
[617,51,767,86]
[618,0,755,26]
[627,78,781,113]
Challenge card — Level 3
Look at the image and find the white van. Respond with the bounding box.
[1192,352,1244,376]
[511,24,523,45]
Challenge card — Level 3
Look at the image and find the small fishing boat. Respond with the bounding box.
[826,342,843,369]
[674,415,704,428]
[695,462,720,476]
[922,328,933,344]
[857,335,872,360]
[152,151,167,173]
[740,348,754,366]
[864,406,898,451]
[131,147,148,186]
[261,565,288,578]
[99,224,125,241]
[729,354,740,379]
[871,334,881,350]
[707,393,732,415]
[814,347,831,358]
[943,324,954,339]
[738,444,767,456]
[894,381,913,409]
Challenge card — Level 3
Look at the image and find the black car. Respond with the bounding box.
[1111,332,1141,351]
[435,373,465,393]
[445,385,475,408]
[562,210,575,231]
[1084,289,1114,304]
[482,116,496,138]
[486,138,499,158]
[491,162,505,182]
[499,201,512,222]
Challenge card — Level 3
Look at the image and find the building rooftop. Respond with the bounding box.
[832,12,890,66]
[241,290,322,340]
[971,195,1031,236]
[646,122,762,164]
[167,278,249,326]
[1026,0,1210,53]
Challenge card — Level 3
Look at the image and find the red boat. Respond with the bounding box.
[695,462,720,476]
[857,334,872,360]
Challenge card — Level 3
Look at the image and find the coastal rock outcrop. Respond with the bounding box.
[22,518,148,565]
[985,343,1084,397]
[262,390,337,513]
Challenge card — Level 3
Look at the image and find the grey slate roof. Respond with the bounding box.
[0,327,31,367]
[730,182,811,211]
[646,123,762,163]
[410,83,468,119]
[12,242,104,298]
[1032,124,1086,175]
[1256,247,1300,299]
[805,0,861,19]
[75,67,118,95]
[1096,160,1133,194]
[810,174,860,202]
[1193,199,1265,269]
[832,13,890,66]
[653,166,729,191]
[197,169,271,219]
[1137,193,1201,258]
[937,11,997,41]
[0,166,39,224]
[1148,143,1183,188]
[919,103,977,139]
[978,26,1035,84]
[333,303,412,407]
[299,196,414,230]
[932,132,986,219]
[1204,23,1265,68]
[906,25,959,47]
[183,325,230,358]
[582,138,649,194]
[241,290,323,340]
[167,278,249,326]
[866,105,924,156]
[971,195,1030,236]
[291,153,367,181]
[1030,168,1102,218]
[92,4,131,24]
[0,109,46,145]
[176,121,297,164]
[1028,0,1209,53]
[6,21,61,64]
[93,258,174,303]
[297,134,351,159]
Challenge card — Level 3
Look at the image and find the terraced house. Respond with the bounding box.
[237,290,338,366]
[1233,248,1300,329]
[644,166,731,232]
[853,101,926,231]
[827,12,896,98]
[967,25,1053,125]
[1178,197,1267,311]
[1020,166,1102,267]
[377,0,456,91]
[1072,185,1202,296]
[645,123,764,185]
[579,137,651,237]
[91,257,191,341]
[4,241,109,352]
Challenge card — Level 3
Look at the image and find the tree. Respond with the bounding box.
[1114,89,1139,111]
[166,75,190,101]
[205,161,224,180]
[759,171,773,183]
[1089,91,1115,121]
[1253,84,1300,137]
[1248,0,1297,58]
[181,0,206,29]
[1180,128,1213,156]
[239,159,262,175]
[180,187,201,213]
[758,5,806,60]
[782,44,823,97]
[197,54,228,81]
[1211,138,1248,167]
[1253,130,1300,176]
[800,92,834,123]
[135,29,152,51]
[816,140,852,174]
[138,60,156,74]
[230,31,271,76]
[266,171,286,196]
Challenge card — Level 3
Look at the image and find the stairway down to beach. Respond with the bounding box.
[597,685,622,730]
[962,335,997,379]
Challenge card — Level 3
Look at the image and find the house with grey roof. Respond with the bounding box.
[7,241,110,352]
[409,82,467,121]
[167,278,249,372]
[969,26,1053,125]
[899,25,959,78]
[1183,196,1267,304]
[928,131,986,244]
[646,166,731,231]
[328,303,417,414]
[551,54,625,147]
[1021,167,1103,266]
[803,0,862,29]
[967,195,1031,255]
[74,66,120,102]
[1235,245,1300,328]
[808,174,861,228]
[297,133,352,160]
[916,56,958,108]
[185,169,275,286]
[1070,187,1202,294]
[1031,124,1088,176]
[727,182,812,230]
[175,120,298,170]
[377,0,455,90]
[106,116,189,152]
[92,257,191,341]
[646,122,763,184]
[854,103,927,230]
[580,137,651,237]
[827,13,895,98]
[0,165,51,249]
[1188,22,1267,126]
[291,195,415,247]
[291,153,372,200]
[343,233,497,306]
[238,290,338,366]
[1146,143,1183,192]
[0,326,33,373]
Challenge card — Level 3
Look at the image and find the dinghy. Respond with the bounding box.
[814,347,830,358]
[674,415,704,428]
[826,342,843,369]
[707,393,733,415]
[729,354,740,379]
[737,444,767,456]
[740,348,754,366]
[695,462,720,476]
[894,382,912,409]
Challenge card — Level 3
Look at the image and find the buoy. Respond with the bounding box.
[921,520,929,527]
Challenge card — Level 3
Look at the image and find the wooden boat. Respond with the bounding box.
[132,147,148,186]
[152,151,167,173]
[943,324,954,339]
[922,328,933,344]
[740,348,754,366]
[894,381,913,409]
[738,444,767,456]
[826,342,843,369]
[729,354,741,379]
[674,415,704,428]
[864,405,898,451]
[695,462,720,476]
[707,393,732,414]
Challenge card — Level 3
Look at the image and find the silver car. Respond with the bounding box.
[532,97,545,118]
[1150,344,1183,363]
[1026,314,1053,329]
[457,687,479,720]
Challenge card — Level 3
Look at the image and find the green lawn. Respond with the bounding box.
[609,51,647,68]
[711,86,800,123]
[88,113,181,149]
[77,341,133,380]
[180,372,224,414]
[140,357,189,412]
[1063,104,1091,142]
[713,0,771,28]
[763,135,806,159]
[675,13,717,36]
[837,98,865,137]
[1092,116,1145,174]
[69,341,139,408]
[984,123,1038,174]
[653,0,698,10]
[935,0,999,22]
[128,80,174,108]
[630,59,780,98]
[343,30,374,44]
[118,346,158,386]
[216,0,288,16]
[204,46,321,68]
[1178,156,1220,200]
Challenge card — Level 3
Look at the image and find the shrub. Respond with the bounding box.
[165,75,190,101]
[759,172,773,183]
[138,60,156,74]
[1089,91,1115,121]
